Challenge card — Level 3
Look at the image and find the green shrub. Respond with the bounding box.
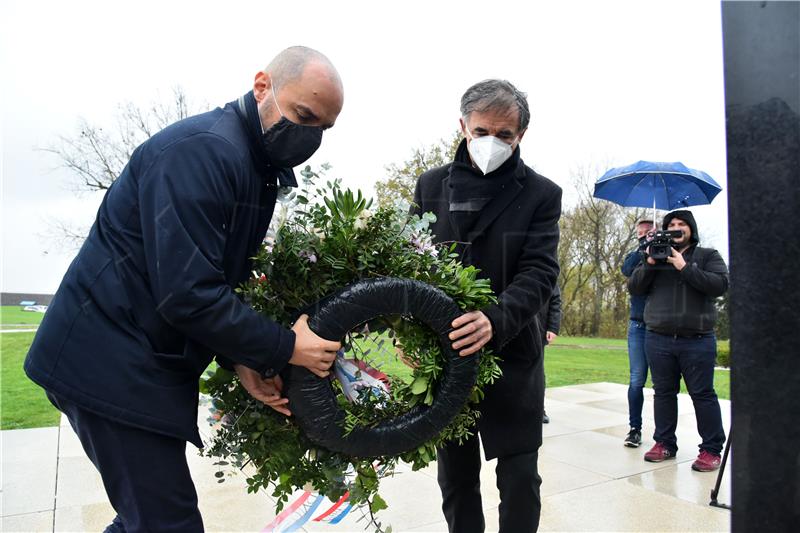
[716,345,730,368]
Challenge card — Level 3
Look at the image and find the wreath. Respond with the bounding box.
[200,166,502,527]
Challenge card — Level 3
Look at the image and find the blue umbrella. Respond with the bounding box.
[593,160,722,224]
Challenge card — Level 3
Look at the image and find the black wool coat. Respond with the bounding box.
[412,154,562,459]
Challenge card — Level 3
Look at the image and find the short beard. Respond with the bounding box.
[257,98,278,133]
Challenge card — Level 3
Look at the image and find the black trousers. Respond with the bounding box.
[47,392,204,532]
[437,432,542,533]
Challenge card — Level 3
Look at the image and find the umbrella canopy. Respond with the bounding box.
[593,160,722,211]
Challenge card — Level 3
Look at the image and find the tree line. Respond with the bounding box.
[48,95,728,339]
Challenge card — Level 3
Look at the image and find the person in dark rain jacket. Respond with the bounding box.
[628,209,728,473]
[24,46,344,532]
[413,79,561,533]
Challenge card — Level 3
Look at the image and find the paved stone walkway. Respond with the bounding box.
[1,383,731,532]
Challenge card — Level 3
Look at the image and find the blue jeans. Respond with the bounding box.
[627,320,649,430]
[645,331,726,455]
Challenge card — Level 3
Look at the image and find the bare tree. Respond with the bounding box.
[43,86,201,193]
[558,163,645,337]
[42,87,206,249]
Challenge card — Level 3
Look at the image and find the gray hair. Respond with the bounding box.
[266,45,342,90]
[460,79,530,132]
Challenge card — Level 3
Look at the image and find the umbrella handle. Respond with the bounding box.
[653,196,657,232]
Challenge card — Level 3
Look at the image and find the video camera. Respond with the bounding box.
[647,230,684,260]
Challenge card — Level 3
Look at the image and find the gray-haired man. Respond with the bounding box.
[413,79,562,532]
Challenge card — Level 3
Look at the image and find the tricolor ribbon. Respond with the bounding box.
[261,490,311,532]
[262,490,355,531]
[312,491,350,522]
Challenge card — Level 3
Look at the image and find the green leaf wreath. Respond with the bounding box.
[200,166,502,526]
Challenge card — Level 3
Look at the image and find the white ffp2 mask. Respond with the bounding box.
[464,127,515,175]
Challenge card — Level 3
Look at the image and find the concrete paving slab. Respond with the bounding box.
[627,457,732,508]
[1,510,53,532]
[541,430,697,479]
[197,480,278,532]
[538,478,730,532]
[405,506,501,532]
[55,421,85,458]
[541,399,593,438]
[54,455,107,508]
[54,501,116,532]
[545,385,618,404]
[567,382,632,395]
[591,423,658,448]
[406,519,450,532]
[538,456,613,497]
[539,401,628,433]
[1,427,58,516]
[2,384,735,532]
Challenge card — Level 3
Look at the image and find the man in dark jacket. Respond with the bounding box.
[537,284,562,423]
[628,210,728,472]
[413,79,561,533]
[620,217,654,447]
[24,46,344,531]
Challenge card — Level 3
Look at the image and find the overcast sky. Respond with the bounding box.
[1,0,729,294]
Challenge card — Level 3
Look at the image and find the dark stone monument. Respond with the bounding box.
[722,1,800,531]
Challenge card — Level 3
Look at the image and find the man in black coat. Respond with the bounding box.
[413,79,562,533]
[537,284,562,423]
[628,210,728,472]
[24,46,344,532]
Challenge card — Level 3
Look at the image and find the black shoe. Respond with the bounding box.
[542,411,550,424]
[624,428,642,448]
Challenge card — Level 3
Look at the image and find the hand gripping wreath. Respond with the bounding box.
[285,277,480,457]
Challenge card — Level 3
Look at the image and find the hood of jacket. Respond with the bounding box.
[662,209,699,244]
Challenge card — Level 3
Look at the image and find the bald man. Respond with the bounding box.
[25,46,344,532]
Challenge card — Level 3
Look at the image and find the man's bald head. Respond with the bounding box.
[254,45,344,132]
[266,46,342,92]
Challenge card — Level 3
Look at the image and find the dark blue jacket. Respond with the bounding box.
[25,93,296,447]
[622,249,647,321]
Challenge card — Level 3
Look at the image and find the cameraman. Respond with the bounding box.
[620,217,654,448]
[628,210,728,472]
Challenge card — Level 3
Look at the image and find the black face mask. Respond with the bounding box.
[262,117,323,168]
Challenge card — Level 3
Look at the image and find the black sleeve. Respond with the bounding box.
[546,284,562,334]
[680,248,729,297]
[137,134,294,377]
[483,186,562,349]
[628,262,657,295]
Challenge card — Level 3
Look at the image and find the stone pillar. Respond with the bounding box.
[722,1,800,531]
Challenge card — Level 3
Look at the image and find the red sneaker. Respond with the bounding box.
[692,450,722,472]
[644,442,676,462]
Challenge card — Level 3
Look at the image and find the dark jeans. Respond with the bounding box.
[437,433,542,533]
[47,392,204,532]
[627,320,649,429]
[645,331,726,455]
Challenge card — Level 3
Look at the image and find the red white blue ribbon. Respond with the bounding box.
[262,490,355,531]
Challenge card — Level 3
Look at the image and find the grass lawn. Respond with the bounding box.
[553,336,627,348]
[545,338,730,400]
[1,331,61,429]
[1,305,45,327]
[0,332,729,430]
